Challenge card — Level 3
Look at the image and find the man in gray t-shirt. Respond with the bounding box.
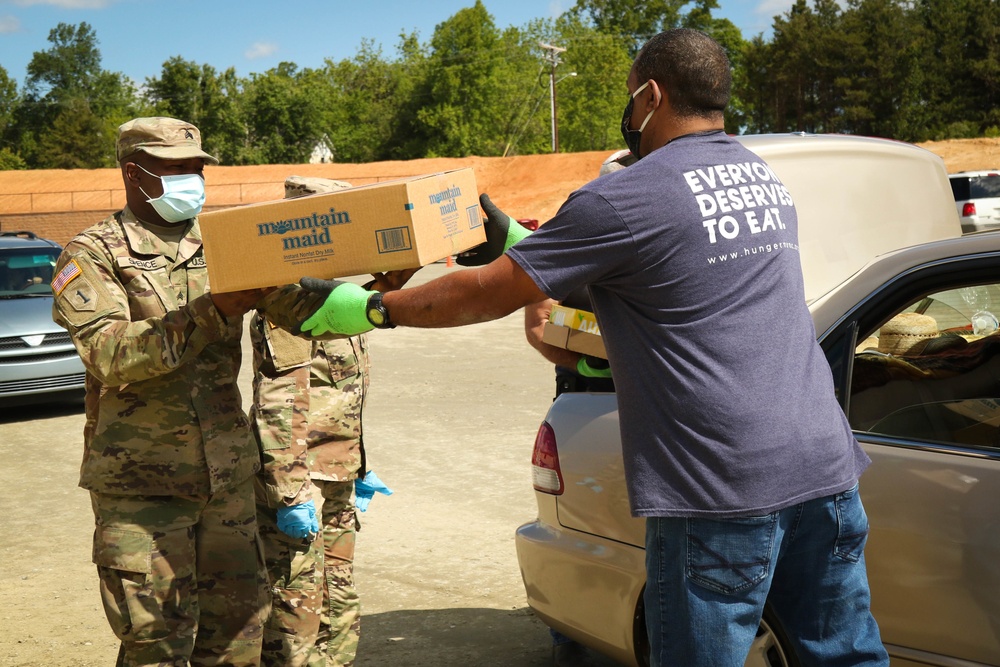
[510,132,869,519]
[298,28,889,667]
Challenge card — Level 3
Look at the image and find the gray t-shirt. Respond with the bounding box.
[508,131,870,518]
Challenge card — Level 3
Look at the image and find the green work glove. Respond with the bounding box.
[456,193,532,266]
[576,355,612,379]
[299,278,376,336]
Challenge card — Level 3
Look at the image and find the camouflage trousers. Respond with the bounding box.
[257,479,360,667]
[90,478,270,667]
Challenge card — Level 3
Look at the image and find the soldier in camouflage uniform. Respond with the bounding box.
[251,176,402,667]
[51,117,325,667]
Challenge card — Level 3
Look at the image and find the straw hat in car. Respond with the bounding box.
[877,312,939,355]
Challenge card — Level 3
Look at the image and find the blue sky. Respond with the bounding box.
[0,0,796,87]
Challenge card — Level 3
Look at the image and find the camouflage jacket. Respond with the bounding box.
[51,207,322,496]
[250,314,369,507]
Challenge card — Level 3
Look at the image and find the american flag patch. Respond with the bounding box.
[52,259,82,295]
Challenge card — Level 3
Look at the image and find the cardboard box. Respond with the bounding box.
[541,304,607,359]
[200,168,484,292]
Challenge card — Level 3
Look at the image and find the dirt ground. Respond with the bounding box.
[0,263,624,667]
[1,137,998,667]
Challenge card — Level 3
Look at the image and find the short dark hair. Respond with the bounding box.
[633,29,731,120]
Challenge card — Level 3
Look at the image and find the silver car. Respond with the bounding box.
[515,135,1000,666]
[0,231,85,406]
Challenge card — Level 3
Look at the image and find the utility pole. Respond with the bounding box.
[539,42,567,153]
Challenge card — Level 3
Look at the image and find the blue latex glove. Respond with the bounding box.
[299,279,377,337]
[355,471,393,512]
[576,355,612,379]
[276,500,320,539]
[456,194,531,266]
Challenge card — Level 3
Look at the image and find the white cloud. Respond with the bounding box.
[245,41,278,60]
[0,14,20,32]
[11,0,116,8]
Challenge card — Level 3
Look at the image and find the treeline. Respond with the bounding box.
[1,0,998,170]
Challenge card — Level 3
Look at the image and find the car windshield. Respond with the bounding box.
[0,247,60,297]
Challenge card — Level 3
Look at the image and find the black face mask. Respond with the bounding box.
[620,81,654,159]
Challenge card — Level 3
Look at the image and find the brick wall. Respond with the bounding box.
[0,205,232,246]
[0,163,430,246]
[0,153,612,247]
[1,211,110,246]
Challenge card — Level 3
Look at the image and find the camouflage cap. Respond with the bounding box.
[284,175,353,199]
[116,117,219,165]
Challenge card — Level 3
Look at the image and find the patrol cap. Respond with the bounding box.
[284,175,352,199]
[116,117,219,165]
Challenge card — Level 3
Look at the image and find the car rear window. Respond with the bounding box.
[951,178,971,200]
[969,174,1000,198]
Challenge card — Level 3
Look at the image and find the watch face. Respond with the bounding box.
[369,308,387,326]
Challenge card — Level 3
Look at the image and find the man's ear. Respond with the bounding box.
[123,162,142,185]
[649,79,664,111]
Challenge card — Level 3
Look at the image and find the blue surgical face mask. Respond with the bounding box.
[620,80,655,159]
[136,163,206,223]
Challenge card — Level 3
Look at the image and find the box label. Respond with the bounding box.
[466,204,483,230]
[376,226,413,253]
[255,207,352,260]
[429,185,476,239]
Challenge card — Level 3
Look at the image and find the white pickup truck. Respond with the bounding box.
[515,134,1000,667]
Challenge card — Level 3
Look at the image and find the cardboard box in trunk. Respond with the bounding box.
[200,168,484,292]
[541,304,607,359]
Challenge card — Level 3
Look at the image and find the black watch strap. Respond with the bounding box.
[366,292,395,329]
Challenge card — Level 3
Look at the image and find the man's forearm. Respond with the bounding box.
[525,298,583,368]
[382,256,547,328]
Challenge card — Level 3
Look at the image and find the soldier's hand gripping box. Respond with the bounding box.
[200,168,485,292]
[541,304,607,359]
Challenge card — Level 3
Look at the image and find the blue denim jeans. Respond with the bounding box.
[644,485,889,667]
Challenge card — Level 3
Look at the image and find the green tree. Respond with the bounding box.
[146,57,207,120]
[680,0,748,132]
[36,97,111,168]
[384,31,433,159]
[24,22,102,101]
[145,58,245,163]
[736,34,776,133]
[916,0,1000,137]
[838,0,925,140]
[239,63,326,164]
[320,40,405,163]
[406,1,535,157]
[0,148,26,170]
[548,16,633,152]
[570,0,689,52]
[0,65,24,163]
[17,22,138,167]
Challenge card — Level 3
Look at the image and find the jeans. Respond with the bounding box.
[644,485,889,667]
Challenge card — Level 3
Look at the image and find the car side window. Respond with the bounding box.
[848,283,1000,449]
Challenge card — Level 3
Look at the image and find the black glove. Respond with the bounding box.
[456,194,531,266]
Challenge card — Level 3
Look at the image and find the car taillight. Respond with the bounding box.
[531,421,564,494]
[963,202,977,217]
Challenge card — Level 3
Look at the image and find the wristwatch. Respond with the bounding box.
[365,292,395,329]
